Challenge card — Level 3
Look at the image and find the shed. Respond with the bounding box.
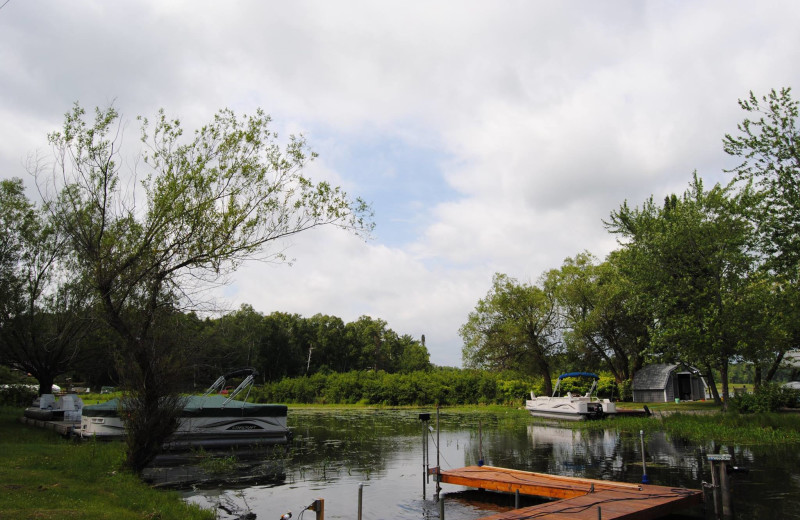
[632,363,707,403]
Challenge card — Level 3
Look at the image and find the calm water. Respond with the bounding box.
[182,409,800,520]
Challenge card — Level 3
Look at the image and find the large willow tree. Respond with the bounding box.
[40,104,373,472]
[460,273,560,395]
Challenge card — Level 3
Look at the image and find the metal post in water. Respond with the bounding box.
[420,413,428,498]
[357,482,363,520]
[438,494,444,519]
[515,489,520,509]
[478,419,484,467]
[639,430,649,484]
[436,404,441,500]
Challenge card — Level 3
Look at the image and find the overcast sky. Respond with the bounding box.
[2,1,800,367]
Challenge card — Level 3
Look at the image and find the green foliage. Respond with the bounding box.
[460,273,560,395]
[617,379,633,401]
[546,252,650,384]
[0,384,37,406]
[552,373,618,399]
[40,102,374,472]
[252,368,538,406]
[606,175,758,405]
[730,383,800,413]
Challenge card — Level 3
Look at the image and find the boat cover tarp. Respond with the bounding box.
[82,395,287,418]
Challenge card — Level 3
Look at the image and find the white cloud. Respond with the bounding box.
[3,1,800,366]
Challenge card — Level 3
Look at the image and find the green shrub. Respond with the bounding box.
[251,368,539,406]
[0,385,37,407]
[730,383,800,413]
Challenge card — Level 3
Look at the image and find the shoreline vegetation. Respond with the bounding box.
[4,400,800,519]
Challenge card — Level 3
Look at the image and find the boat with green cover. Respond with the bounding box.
[79,370,290,449]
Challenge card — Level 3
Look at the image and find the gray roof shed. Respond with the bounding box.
[632,363,682,390]
[632,363,707,402]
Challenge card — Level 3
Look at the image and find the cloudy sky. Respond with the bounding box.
[2,1,800,367]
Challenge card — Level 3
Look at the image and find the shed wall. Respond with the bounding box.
[633,389,667,403]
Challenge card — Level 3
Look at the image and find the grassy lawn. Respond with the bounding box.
[0,406,213,520]
[616,399,721,412]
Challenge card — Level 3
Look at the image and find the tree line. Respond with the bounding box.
[461,88,800,409]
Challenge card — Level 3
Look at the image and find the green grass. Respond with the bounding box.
[616,399,721,411]
[0,407,214,520]
[573,410,800,445]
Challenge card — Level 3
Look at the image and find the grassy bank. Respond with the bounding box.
[573,409,800,445]
[0,406,213,520]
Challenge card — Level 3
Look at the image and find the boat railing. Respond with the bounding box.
[199,368,259,410]
[222,374,256,408]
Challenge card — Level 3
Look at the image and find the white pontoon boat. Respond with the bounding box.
[79,368,291,449]
[525,372,616,421]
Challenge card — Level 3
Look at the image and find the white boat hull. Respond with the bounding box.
[525,396,616,421]
[79,395,291,449]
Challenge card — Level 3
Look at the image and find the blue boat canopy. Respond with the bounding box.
[557,372,600,380]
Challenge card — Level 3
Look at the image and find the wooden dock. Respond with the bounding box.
[438,466,703,520]
[19,416,78,437]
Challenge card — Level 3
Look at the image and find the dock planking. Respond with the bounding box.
[438,466,703,520]
[19,416,78,436]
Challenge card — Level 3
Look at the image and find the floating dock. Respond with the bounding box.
[438,465,703,520]
[18,416,78,437]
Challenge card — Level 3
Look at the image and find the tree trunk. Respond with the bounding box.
[36,373,55,396]
[704,364,721,405]
[764,351,786,382]
[753,363,763,390]
[720,360,730,412]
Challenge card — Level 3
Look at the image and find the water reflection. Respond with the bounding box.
[182,409,800,520]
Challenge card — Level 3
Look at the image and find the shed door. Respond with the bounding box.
[677,373,693,400]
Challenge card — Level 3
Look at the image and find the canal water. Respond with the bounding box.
[182,409,800,520]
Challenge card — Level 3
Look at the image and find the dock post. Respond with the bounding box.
[719,458,732,517]
[639,430,649,484]
[478,419,484,466]
[357,483,363,520]
[436,405,441,500]
[707,453,733,518]
[307,499,324,520]
[515,489,520,509]
[420,413,430,498]
[438,494,444,519]
[597,506,602,519]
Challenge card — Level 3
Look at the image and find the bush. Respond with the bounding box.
[730,383,800,413]
[0,385,37,407]
[251,368,539,406]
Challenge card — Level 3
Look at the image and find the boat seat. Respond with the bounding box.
[39,394,56,410]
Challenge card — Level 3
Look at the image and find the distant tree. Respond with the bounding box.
[396,334,431,373]
[460,273,560,395]
[0,178,92,395]
[258,311,307,380]
[39,103,372,472]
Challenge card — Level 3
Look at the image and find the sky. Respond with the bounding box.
[2,1,800,367]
